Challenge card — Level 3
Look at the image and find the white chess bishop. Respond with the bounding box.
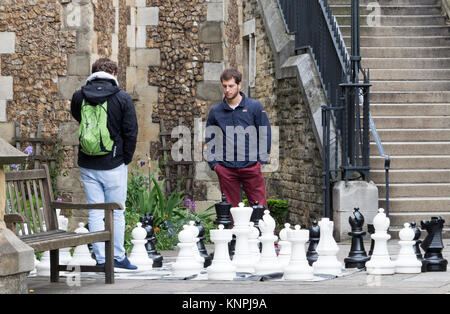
[248,222,261,265]
[283,225,314,280]
[254,210,282,275]
[68,222,96,266]
[277,223,292,269]
[230,202,255,273]
[313,218,343,276]
[394,223,422,274]
[128,222,153,271]
[366,208,395,275]
[171,225,203,277]
[207,225,237,280]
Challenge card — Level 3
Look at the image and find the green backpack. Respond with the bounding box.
[78,99,114,156]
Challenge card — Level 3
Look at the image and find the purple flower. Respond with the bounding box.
[140,161,146,166]
[56,198,62,202]
[24,146,33,156]
[10,164,17,170]
[185,199,196,212]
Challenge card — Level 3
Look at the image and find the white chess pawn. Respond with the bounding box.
[248,222,261,265]
[254,210,282,275]
[68,222,96,266]
[313,218,343,276]
[207,225,237,280]
[394,223,422,274]
[187,221,205,268]
[56,208,72,265]
[283,225,314,280]
[366,208,395,275]
[128,222,153,271]
[277,223,292,268]
[171,225,203,277]
[230,202,255,273]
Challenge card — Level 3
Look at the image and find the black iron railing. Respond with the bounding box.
[277,0,390,218]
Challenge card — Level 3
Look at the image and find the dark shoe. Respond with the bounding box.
[114,257,138,271]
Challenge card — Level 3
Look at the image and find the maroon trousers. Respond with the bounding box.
[214,162,268,208]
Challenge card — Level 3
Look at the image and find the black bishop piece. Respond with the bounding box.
[344,208,370,269]
[140,213,163,268]
[420,216,448,272]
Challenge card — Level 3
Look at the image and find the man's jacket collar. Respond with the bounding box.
[221,92,246,111]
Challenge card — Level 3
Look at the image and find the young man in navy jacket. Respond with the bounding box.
[205,68,271,208]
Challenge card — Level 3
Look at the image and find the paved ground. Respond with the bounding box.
[27,239,450,295]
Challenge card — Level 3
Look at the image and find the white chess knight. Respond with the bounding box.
[56,208,72,265]
[283,225,314,280]
[277,223,292,269]
[207,225,237,280]
[171,224,203,277]
[68,222,96,266]
[230,202,255,273]
[128,222,153,271]
[394,223,422,274]
[254,210,282,275]
[248,222,261,265]
[187,220,205,267]
[313,218,343,276]
[366,208,395,275]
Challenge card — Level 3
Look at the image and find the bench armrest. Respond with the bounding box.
[4,213,27,234]
[50,201,124,211]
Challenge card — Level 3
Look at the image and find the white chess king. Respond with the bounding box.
[366,208,395,275]
[312,218,342,276]
[207,225,237,280]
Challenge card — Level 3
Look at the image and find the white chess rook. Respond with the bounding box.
[394,223,422,274]
[128,222,153,271]
[230,202,255,273]
[171,225,203,277]
[277,223,292,269]
[366,208,395,275]
[313,218,343,276]
[283,225,314,280]
[207,225,237,280]
[68,222,96,266]
[254,210,282,275]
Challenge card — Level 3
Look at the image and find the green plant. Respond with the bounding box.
[243,198,289,230]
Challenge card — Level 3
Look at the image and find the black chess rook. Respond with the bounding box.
[420,216,448,272]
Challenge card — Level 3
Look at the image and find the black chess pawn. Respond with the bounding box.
[306,220,320,266]
[420,216,448,272]
[195,219,212,268]
[214,193,233,229]
[140,213,163,268]
[410,221,425,268]
[367,223,375,256]
[344,208,370,269]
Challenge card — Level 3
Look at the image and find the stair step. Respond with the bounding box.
[373,129,450,142]
[328,0,440,6]
[377,183,450,198]
[335,15,446,26]
[369,104,450,116]
[362,57,450,69]
[340,26,450,37]
[379,198,450,212]
[371,156,450,169]
[370,116,450,129]
[371,169,450,183]
[388,227,450,239]
[370,80,450,92]
[331,5,442,16]
[371,91,450,103]
[368,69,450,80]
[344,36,450,47]
[370,142,450,155]
[387,212,450,227]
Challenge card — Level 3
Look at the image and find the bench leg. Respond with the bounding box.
[50,249,59,283]
[105,240,114,284]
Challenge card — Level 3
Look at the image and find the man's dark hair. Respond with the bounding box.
[220,68,242,84]
[91,58,118,75]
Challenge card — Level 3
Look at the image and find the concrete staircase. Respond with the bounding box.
[328,0,450,237]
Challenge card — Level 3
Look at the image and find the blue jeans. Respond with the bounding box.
[80,163,128,264]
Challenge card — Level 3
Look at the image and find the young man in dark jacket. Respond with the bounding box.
[71,58,138,270]
[205,68,271,208]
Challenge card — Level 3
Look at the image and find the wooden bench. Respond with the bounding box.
[3,164,121,284]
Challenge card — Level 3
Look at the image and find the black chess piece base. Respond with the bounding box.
[422,254,448,272]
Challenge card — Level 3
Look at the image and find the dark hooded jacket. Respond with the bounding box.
[71,75,138,170]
